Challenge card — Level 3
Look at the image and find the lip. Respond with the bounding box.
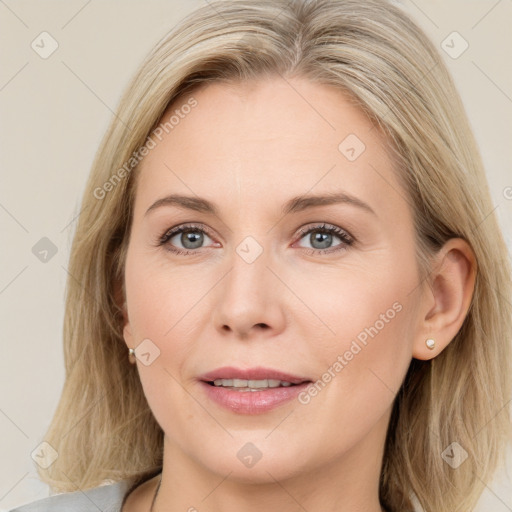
[198,366,311,385]
[200,381,311,414]
[198,366,312,415]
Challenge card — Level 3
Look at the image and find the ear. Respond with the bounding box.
[113,276,134,348]
[413,238,477,360]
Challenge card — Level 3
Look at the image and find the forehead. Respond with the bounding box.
[134,76,408,220]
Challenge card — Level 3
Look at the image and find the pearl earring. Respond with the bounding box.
[425,338,435,350]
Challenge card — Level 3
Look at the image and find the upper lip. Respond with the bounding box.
[199,366,311,385]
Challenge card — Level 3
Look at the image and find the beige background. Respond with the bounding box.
[1,0,511,510]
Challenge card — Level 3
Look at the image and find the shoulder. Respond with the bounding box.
[8,479,132,512]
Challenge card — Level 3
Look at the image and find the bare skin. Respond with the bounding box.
[120,75,476,512]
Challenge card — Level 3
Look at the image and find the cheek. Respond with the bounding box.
[293,254,419,412]
[123,252,206,437]
[294,254,418,352]
[286,274,417,464]
[123,249,219,398]
[124,247,211,339]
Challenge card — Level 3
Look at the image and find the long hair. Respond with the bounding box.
[38,1,512,510]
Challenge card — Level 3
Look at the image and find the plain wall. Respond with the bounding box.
[1,0,511,510]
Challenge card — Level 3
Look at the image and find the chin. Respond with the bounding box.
[190,440,312,485]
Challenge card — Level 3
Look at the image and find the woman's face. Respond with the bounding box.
[122,76,425,484]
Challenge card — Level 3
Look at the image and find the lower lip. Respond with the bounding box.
[200,381,311,414]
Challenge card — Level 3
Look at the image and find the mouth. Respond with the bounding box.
[199,366,312,388]
[198,366,313,410]
[204,378,307,391]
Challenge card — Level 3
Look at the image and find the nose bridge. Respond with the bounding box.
[213,236,284,337]
[225,238,270,313]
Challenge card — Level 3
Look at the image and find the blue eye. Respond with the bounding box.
[157,222,354,256]
[294,223,354,254]
[158,223,216,255]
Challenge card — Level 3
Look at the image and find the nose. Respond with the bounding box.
[212,245,287,340]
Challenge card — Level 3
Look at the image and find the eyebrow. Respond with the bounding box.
[282,192,376,216]
[144,192,376,217]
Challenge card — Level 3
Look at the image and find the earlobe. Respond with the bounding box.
[413,238,477,360]
[122,312,137,365]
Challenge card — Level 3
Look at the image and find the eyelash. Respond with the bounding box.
[156,222,354,256]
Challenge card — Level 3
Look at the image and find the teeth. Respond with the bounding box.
[213,378,294,389]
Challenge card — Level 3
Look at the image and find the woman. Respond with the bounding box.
[10,0,511,511]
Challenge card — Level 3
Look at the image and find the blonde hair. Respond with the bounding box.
[39,0,512,510]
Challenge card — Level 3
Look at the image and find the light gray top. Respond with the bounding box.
[8,479,133,512]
